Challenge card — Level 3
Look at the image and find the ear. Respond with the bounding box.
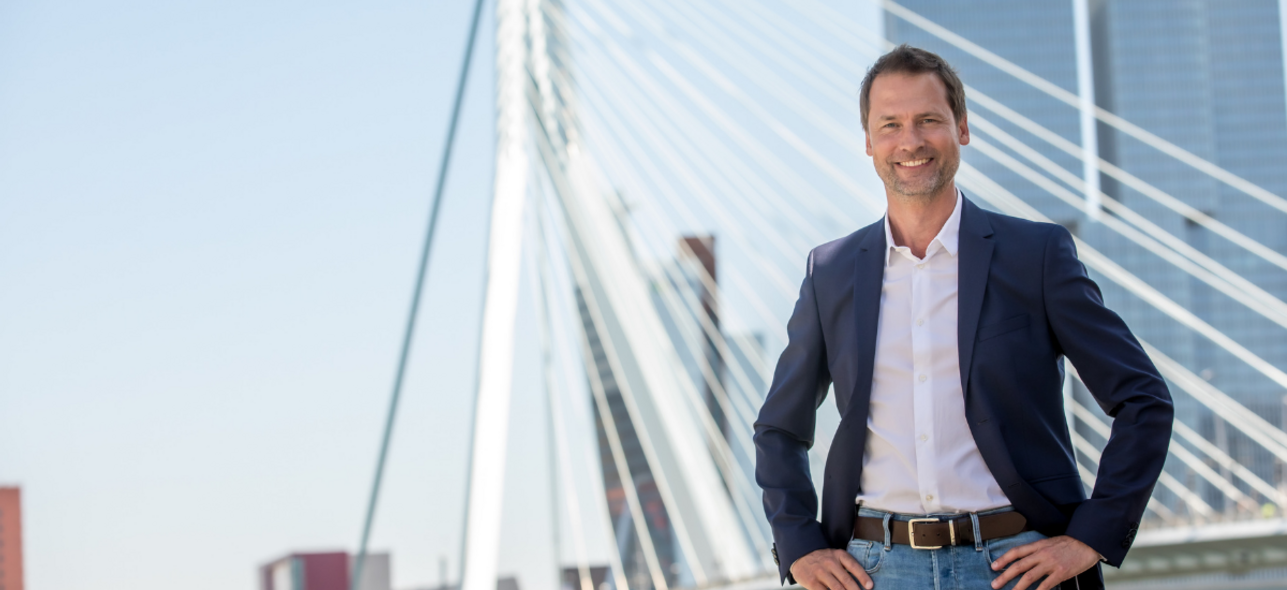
[957,114,970,146]
[865,129,874,156]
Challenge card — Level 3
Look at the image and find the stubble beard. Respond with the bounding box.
[880,152,960,206]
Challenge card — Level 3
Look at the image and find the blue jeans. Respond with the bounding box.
[846,506,1048,590]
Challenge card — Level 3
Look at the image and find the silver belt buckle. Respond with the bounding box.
[908,517,952,549]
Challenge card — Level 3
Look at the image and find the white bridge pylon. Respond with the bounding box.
[462,1,761,590]
[459,1,529,590]
[458,0,1287,589]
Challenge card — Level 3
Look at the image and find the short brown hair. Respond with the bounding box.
[859,44,966,131]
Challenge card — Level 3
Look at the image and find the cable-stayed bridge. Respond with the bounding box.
[361,1,1287,589]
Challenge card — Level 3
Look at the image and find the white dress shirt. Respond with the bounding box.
[855,190,1010,514]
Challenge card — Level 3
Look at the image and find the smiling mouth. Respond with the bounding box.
[897,158,932,168]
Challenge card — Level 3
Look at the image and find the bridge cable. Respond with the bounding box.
[966,114,1287,314]
[571,76,795,541]
[531,173,636,590]
[1068,387,1260,514]
[529,82,699,589]
[964,92,1287,274]
[537,25,775,561]
[558,6,847,338]
[558,40,810,411]
[528,175,598,590]
[560,0,869,239]
[966,133,1287,329]
[561,34,840,514]
[351,0,487,588]
[543,10,774,581]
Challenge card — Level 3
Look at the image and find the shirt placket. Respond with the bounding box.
[911,249,940,514]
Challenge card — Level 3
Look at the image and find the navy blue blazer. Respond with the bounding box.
[754,196,1173,589]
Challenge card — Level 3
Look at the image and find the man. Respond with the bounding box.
[754,45,1173,590]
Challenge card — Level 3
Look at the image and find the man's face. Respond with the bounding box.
[864,72,969,204]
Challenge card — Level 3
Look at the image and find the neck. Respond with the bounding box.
[886,182,957,259]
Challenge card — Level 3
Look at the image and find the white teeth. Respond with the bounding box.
[898,158,930,167]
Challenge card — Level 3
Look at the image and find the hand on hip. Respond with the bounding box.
[790,548,874,590]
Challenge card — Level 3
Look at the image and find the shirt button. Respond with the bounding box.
[916,263,925,270]
[925,494,934,502]
[918,374,927,382]
[917,318,925,326]
[919,434,928,442]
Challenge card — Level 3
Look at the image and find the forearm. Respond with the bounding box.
[754,425,829,583]
[757,248,834,583]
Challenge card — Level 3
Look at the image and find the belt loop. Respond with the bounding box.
[881,512,893,551]
[852,500,863,543]
[969,512,983,552]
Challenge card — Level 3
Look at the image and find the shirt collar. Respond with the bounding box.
[882,188,964,267]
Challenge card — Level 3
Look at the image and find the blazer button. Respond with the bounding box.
[1122,523,1142,551]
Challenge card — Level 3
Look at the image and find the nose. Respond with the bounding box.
[897,124,926,154]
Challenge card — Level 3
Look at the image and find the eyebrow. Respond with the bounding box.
[876,111,945,121]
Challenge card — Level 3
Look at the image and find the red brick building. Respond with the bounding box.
[260,551,390,590]
[0,487,23,590]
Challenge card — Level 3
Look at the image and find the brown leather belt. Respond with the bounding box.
[852,511,1030,549]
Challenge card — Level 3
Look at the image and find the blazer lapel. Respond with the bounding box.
[847,221,887,421]
[957,195,995,399]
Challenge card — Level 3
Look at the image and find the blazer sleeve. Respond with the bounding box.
[754,248,834,584]
[1041,225,1174,566]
